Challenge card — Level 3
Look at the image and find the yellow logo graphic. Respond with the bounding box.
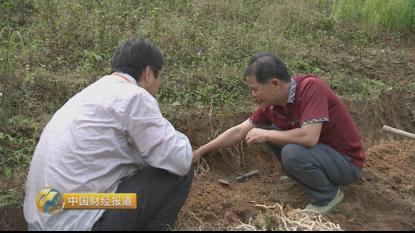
[63,193,137,210]
[36,188,65,214]
[36,188,137,214]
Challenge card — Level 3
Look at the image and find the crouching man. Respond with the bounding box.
[24,38,194,230]
[193,53,365,214]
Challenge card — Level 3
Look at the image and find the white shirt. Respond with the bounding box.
[23,73,192,231]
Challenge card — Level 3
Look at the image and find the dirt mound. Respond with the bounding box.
[178,140,415,230]
[334,140,415,230]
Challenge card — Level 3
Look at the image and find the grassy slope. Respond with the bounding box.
[0,0,414,207]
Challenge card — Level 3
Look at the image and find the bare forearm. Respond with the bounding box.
[198,127,244,154]
[266,128,306,146]
[265,126,320,147]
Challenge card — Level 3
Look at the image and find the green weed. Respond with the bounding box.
[331,0,415,32]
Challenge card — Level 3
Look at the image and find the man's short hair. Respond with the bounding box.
[244,52,290,83]
[111,38,164,80]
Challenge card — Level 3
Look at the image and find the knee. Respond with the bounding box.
[281,144,308,171]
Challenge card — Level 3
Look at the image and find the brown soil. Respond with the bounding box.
[177,139,415,231]
[0,207,26,231]
[1,92,414,231]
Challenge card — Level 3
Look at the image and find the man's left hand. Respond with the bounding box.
[245,128,269,144]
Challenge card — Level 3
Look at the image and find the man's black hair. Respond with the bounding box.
[111,38,164,80]
[244,52,290,83]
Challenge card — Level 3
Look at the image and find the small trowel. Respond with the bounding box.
[219,169,259,186]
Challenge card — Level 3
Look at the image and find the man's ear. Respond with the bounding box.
[137,66,150,84]
[270,78,280,87]
[143,66,152,82]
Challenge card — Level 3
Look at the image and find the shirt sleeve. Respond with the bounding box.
[249,106,272,127]
[298,78,330,126]
[124,92,192,176]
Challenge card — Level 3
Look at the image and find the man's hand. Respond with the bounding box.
[245,128,269,144]
[192,148,204,164]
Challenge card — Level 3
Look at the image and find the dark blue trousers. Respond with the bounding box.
[268,142,361,206]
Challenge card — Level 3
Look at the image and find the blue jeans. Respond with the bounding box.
[265,128,362,206]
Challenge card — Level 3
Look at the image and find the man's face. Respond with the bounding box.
[245,75,286,107]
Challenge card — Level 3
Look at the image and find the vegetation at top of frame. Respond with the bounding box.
[332,0,415,32]
[0,0,414,206]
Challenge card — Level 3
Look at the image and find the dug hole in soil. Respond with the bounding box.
[1,94,414,231]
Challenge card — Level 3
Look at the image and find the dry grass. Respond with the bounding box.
[178,202,343,231]
[229,203,343,231]
[193,157,210,178]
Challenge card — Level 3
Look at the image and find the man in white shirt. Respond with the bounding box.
[24,38,194,231]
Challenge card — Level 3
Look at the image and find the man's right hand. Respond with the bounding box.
[192,148,204,164]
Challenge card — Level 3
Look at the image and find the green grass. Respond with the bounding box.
[0,0,414,208]
[0,188,21,207]
[331,0,415,32]
[0,116,39,173]
[412,81,415,93]
[322,73,394,101]
[0,26,25,127]
[1,0,409,115]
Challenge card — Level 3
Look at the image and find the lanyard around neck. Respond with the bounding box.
[112,72,131,83]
